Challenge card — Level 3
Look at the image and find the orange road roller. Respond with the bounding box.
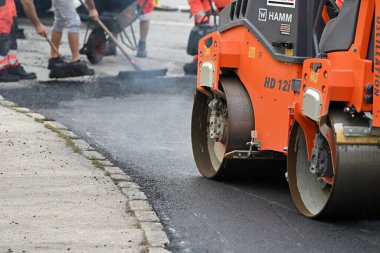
[191,0,380,218]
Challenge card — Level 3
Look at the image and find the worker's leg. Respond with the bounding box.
[137,0,153,58]
[0,0,20,81]
[49,0,95,78]
[51,0,81,62]
[50,31,62,59]
[0,33,19,82]
[68,32,80,62]
[5,17,36,79]
[139,20,150,43]
[48,0,65,69]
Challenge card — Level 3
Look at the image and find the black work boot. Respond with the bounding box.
[183,60,198,75]
[7,65,36,80]
[136,40,147,58]
[69,60,95,77]
[48,57,65,70]
[49,60,95,79]
[0,69,20,82]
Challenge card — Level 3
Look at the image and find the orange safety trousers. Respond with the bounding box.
[0,0,18,70]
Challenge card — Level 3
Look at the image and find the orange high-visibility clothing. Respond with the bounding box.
[188,0,231,23]
[0,0,18,71]
[336,0,343,8]
[138,0,154,14]
[0,0,17,34]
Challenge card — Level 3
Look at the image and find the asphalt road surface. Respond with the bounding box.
[2,75,380,253]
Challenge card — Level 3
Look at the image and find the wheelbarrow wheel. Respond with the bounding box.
[86,28,106,64]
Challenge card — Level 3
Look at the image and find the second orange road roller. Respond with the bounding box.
[191,0,380,218]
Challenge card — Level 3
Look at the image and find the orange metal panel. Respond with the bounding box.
[221,27,302,153]
[327,48,372,112]
[197,26,303,153]
[330,70,354,101]
[298,59,332,120]
[220,41,240,68]
[373,0,380,126]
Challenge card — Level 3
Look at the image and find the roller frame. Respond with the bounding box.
[192,0,380,218]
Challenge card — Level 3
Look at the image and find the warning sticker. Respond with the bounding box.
[280,24,291,35]
[285,48,293,56]
[267,0,296,8]
[248,47,256,58]
[310,72,318,83]
[204,48,210,56]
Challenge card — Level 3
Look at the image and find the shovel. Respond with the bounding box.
[45,36,64,60]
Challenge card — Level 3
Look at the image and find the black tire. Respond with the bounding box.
[86,29,106,64]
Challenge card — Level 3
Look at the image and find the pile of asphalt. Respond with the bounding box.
[0,76,197,109]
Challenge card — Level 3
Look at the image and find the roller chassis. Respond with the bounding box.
[192,0,380,218]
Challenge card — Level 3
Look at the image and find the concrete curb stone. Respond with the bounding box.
[44,121,67,130]
[118,181,141,189]
[14,107,31,113]
[148,247,172,253]
[26,112,45,121]
[99,159,114,167]
[129,200,153,211]
[122,189,148,200]
[60,129,80,139]
[145,230,170,247]
[104,166,125,175]
[110,173,133,182]
[82,150,106,160]
[0,100,17,107]
[135,211,160,222]
[141,222,164,231]
[73,139,95,151]
[1,102,171,252]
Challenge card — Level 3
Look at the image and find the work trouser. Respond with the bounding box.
[0,0,18,71]
[0,18,19,71]
[52,0,81,33]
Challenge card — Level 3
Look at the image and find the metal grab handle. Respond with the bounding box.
[313,0,327,57]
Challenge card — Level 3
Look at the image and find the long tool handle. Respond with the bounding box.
[78,0,140,71]
[45,37,62,58]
